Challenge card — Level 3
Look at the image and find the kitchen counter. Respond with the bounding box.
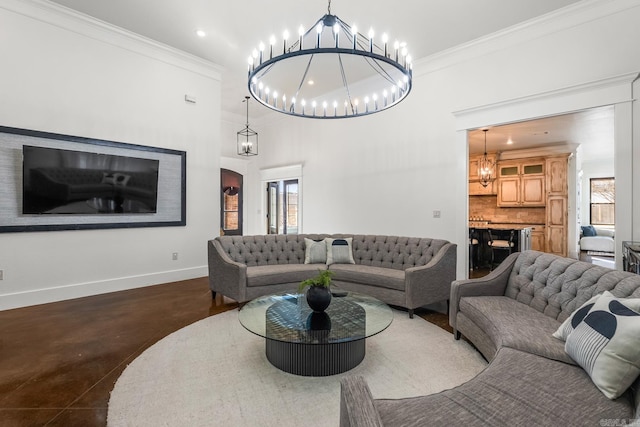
[469,223,544,230]
[469,224,536,269]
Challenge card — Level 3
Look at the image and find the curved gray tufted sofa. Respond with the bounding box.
[207,234,457,317]
[339,250,640,426]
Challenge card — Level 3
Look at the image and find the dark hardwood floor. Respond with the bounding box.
[0,277,455,426]
[0,278,238,426]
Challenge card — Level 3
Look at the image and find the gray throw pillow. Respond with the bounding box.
[326,238,355,265]
[304,238,327,264]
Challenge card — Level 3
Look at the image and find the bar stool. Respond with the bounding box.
[469,228,479,271]
[488,229,515,270]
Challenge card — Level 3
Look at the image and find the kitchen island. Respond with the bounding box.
[469,223,543,270]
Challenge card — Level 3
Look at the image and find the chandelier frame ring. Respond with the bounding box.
[247,13,412,119]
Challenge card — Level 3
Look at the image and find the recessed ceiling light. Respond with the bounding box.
[507,138,514,145]
[307,80,315,85]
[195,29,207,38]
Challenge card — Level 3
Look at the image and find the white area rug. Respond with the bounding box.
[107,309,487,426]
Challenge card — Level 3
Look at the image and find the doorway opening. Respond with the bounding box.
[221,169,243,236]
[266,179,299,234]
[467,105,615,273]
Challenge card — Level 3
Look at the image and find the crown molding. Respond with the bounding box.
[453,72,638,131]
[0,0,222,81]
[497,143,578,160]
[414,0,640,76]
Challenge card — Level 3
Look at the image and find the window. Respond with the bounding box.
[266,179,299,234]
[590,177,614,225]
[223,192,239,230]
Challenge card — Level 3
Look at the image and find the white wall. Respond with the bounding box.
[242,1,640,276]
[0,1,222,309]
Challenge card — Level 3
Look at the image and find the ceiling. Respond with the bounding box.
[468,106,615,158]
[45,0,613,158]
[47,0,582,118]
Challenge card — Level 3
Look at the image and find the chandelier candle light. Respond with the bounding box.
[247,0,412,119]
[478,129,495,187]
[237,96,258,156]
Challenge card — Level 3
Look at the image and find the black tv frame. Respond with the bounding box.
[0,126,186,233]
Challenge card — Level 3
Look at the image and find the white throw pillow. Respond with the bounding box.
[564,292,640,399]
[304,238,327,264]
[552,293,603,341]
[326,238,355,265]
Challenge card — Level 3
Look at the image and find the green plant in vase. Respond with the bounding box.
[299,269,333,312]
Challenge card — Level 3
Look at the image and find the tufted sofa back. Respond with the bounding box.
[350,235,449,270]
[215,234,450,270]
[505,251,640,322]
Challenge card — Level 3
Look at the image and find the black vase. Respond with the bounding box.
[306,312,332,331]
[306,286,332,312]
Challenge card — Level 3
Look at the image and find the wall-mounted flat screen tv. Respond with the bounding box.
[23,145,160,215]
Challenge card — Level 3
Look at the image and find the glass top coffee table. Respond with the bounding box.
[239,291,393,376]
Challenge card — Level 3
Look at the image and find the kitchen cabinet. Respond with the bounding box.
[531,225,545,252]
[469,154,498,195]
[496,159,545,207]
[546,156,568,196]
[469,180,497,196]
[547,196,567,256]
[545,155,569,257]
[469,154,497,182]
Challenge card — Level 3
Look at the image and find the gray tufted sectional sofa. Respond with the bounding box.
[207,234,456,317]
[340,250,640,426]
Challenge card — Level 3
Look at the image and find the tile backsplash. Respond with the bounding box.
[469,196,545,224]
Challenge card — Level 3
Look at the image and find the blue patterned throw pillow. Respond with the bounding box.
[326,238,355,265]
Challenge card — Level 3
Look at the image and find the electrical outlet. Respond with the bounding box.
[172,252,178,261]
[433,210,441,218]
[0,270,4,280]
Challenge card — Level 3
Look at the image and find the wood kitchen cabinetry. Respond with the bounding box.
[469,154,498,195]
[545,155,569,257]
[468,152,569,257]
[469,154,497,181]
[469,180,496,196]
[496,159,545,207]
[531,225,546,252]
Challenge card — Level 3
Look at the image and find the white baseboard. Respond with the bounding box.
[0,266,208,311]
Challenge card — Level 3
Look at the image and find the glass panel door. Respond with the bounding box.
[284,179,299,234]
[266,179,299,234]
[267,182,279,234]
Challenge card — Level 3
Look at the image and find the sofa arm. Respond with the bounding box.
[404,243,457,311]
[340,376,384,427]
[207,239,248,302]
[449,251,518,334]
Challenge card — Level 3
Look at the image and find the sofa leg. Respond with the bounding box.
[211,290,216,299]
[408,309,414,319]
[453,329,460,340]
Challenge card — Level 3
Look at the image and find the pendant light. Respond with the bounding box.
[237,96,258,156]
[478,129,495,187]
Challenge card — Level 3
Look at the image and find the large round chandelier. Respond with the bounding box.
[247,1,412,119]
